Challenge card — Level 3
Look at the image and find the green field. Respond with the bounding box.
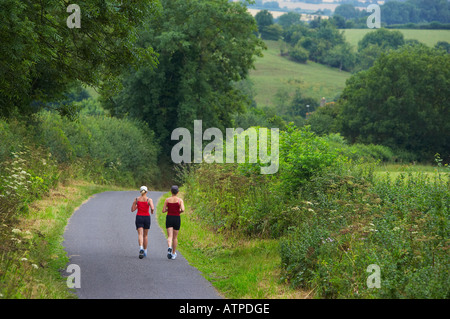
[249,30,450,108]
[342,29,450,50]
[374,163,449,182]
[249,40,351,108]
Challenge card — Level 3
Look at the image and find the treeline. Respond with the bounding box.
[256,10,449,72]
[237,42,450,163]
[256,11,357,70]
[332,0,450,26]
[246,0,450,29]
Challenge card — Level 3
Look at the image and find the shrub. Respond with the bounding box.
[279,125,342,194]
[33,111,160,186]
[288,43,309,63]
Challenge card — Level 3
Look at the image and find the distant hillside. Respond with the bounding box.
[343,29,450,50]
[249,40,351,107]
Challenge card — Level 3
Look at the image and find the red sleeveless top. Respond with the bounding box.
[136,199,150,216]
[167,201,181,216]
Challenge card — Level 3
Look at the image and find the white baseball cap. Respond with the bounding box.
[140,186,148,193]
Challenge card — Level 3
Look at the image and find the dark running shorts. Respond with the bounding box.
[135,215,151,230]
[166,215,181,231]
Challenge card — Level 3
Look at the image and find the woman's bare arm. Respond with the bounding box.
[162,198,168,213]
[131,198,138,212]
[149,198,155,214]
[180,199,185,213]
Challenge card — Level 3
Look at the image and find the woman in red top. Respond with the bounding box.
[162,185,184,260]
[131,186,154,259]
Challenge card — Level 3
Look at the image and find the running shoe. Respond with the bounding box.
[167,247,172,259]
[171,252,177,260]
[139,249,145,259]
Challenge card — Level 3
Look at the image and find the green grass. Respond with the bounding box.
[249,30,450,108]
[342,29,450,50]
[0,181,128,299]
[249,40,351,107]
[156,191,310,299]
[374,163,449,182]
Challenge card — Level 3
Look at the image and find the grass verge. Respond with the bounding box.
[0,180,128,299]
[156,191,311,299]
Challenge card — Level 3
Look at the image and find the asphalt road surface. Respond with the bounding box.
[63,191,222,299]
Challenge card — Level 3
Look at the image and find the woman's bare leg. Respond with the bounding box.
[172,230,179,253]
[167,227,173,248]
[143,229,149,250]
[137,227,144,247]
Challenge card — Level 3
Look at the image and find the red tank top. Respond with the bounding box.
[136,200,150,216]
[167,201,181,216]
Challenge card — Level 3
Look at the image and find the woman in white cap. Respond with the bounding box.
[131,186,154,259]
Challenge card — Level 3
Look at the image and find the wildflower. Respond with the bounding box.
[307,208,314,212]
[21,258,28,262]
[32,264,39,269]
[12,228,21,234]
[321,237,334,244]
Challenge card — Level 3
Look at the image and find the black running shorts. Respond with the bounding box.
[135,215,151,230]
[166,215,181,230]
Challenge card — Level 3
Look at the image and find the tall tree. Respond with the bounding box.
[356,28,405,70]
[334,4,361,20]
[0,0,160,118]
[255,9,275,40]
[324,43,356,71]
[105,0,265,155]
[277,12,302,30]
[338,45,450,161]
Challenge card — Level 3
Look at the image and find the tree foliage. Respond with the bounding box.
[338,45,450,161]
[105,0,265,154]
[282,19,354,69]
[0,0,160,118]
[356,28,405,71]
